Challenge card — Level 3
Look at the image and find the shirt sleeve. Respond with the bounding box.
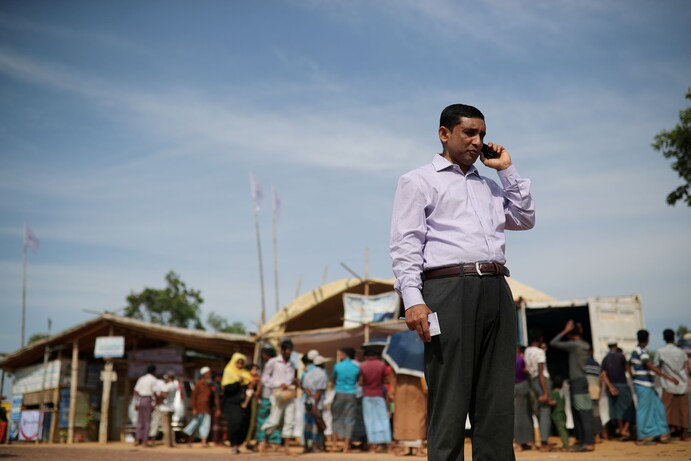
[497,165,535,231]
[261,358,274,388]
[390,174,428,309]
[549,332,576,351]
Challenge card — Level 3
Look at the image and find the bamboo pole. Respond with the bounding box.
[250,174,267,329]
[21,242,27,348]
[364,249,370,342]
[272,186,280,314]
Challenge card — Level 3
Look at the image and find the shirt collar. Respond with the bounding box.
[432,154,479,177]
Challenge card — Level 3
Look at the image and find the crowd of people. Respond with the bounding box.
[130,324,688,456]
[131,338,428,455]
[251,339,428,456]
[514,322,689,453]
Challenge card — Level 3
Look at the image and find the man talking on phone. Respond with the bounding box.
[390,104,535,460]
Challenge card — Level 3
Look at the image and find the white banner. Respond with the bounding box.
[94,336,125,358]
[343,291,400,328]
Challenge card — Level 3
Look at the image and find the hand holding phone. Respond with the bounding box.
[482,143,497,159]
[481,142,513,171]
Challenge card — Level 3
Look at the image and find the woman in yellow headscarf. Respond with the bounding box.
[221,353,254,454]
[222,353,252,387]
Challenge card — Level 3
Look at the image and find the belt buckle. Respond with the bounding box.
[475,262,488,276]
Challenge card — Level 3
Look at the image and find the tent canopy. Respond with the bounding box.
[260,278,396,339]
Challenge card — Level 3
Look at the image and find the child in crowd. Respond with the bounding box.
[549,375,569,451]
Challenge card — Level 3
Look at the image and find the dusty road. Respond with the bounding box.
[0,439,690,461]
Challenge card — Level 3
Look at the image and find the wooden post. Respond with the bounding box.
[98,325,115,444]
[98,360,114,444]
[68,340,78,444]
[36,346,50,445]
[49,348,62,444]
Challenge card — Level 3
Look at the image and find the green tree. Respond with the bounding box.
[124,271,204,329]
[677,324,689,342]
[207,312,247,335]
[652,88,691,206]
[27,333,49,345]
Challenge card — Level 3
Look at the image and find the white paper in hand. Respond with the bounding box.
[428,312,441,336]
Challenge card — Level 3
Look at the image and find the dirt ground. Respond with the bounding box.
[0,438,690,461]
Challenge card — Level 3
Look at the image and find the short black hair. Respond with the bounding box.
[528,328,543,344]
[146,365,156,375]
[262,344,277,358]
[552,375,564,389]
[440,104,485,131]
[340,347,356,360]
[280,339,294,351]
[637,329,649,344]
[363,347,379,357]
[663,329,675,343]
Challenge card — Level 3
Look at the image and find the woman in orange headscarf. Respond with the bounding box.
[222,353,254,455]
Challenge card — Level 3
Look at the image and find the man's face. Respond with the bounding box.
[281,348,292,361]
[439,117,486,172]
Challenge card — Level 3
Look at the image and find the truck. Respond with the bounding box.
[518,294,644,361]
[516,294,645,429]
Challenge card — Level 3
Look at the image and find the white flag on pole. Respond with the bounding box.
[272,186,281,219]
[24,225,40,253]
[250,173,263,211]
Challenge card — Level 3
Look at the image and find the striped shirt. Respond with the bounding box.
[629,346,654,387]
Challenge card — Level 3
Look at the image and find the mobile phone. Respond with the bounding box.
[482,144,497,159]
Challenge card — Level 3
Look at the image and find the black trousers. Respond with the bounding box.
[424,275,517,461]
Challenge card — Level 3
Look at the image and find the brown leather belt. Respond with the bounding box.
[422,262,510,280]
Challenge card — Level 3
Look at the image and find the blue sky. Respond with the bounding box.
[1,0,690,368]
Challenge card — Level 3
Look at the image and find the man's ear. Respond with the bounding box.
[438,126,450,143]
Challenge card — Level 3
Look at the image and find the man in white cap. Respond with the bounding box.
[306,350,319,362]
[302,355,329,452]
[183,366,213,447]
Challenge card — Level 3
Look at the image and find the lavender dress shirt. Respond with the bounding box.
[390,154,534,310]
